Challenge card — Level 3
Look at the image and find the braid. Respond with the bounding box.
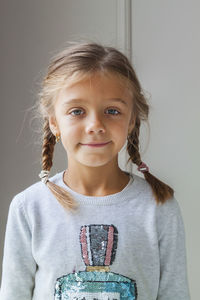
[127,117,142,166]
[41,118,56,172]
[127,118,174,205]
[40,118,79,213]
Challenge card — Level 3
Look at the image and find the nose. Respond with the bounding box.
[85,112,106,134]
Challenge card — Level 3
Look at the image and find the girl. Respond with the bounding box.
[0,42,190,300]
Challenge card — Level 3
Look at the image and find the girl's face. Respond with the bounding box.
[49,72,136,169]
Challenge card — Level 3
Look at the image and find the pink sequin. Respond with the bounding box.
[80,226,90,266]
[104,226,114,266]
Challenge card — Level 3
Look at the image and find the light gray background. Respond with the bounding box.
[0,0,199,298]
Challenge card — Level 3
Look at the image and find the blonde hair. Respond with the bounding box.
[33,41,174,212]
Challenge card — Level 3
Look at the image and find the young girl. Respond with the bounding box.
[0,42,190,300]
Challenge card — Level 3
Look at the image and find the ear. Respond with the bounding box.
[48,115,60,136]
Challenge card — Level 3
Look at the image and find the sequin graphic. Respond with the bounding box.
[80,225,118,266]
[54,224,138,299]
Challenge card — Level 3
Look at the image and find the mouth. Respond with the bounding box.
[81,141,111,147]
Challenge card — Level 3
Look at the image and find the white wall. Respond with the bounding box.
[132,0,200,298]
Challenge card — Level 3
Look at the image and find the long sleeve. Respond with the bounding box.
[156,199,191,300]
[0,192,37,300]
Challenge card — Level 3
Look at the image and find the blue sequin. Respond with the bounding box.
[55,271,137,300]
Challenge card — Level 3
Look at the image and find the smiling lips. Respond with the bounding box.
[81,141,111,147]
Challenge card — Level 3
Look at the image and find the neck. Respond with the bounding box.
[63,162,130,196]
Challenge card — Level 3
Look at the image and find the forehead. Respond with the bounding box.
[60,71,132,96]
[53,71,134,113]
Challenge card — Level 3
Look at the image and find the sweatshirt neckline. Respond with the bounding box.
[55,170,138,206]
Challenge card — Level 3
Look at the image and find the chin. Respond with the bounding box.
[82,162,109,168]
[79,158,113,168]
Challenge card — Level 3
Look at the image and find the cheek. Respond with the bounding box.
[113,121,129,136]
[60,122,82,144]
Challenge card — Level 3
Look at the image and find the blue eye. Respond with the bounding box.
[106,108,120,115]
[70,109,83,116]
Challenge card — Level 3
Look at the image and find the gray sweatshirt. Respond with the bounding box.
[0,170,190,300]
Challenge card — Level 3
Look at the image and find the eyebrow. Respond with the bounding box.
[62,98,127,106]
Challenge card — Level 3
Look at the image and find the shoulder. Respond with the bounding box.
[6,171,64,231]
[134,174,184,239]
[132,172,181,211]
[130,172,157,205]
[10,171,63,212]
[156,194,183,224]
[131,172,183,225]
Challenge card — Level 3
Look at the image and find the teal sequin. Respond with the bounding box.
[54,271,137,300]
